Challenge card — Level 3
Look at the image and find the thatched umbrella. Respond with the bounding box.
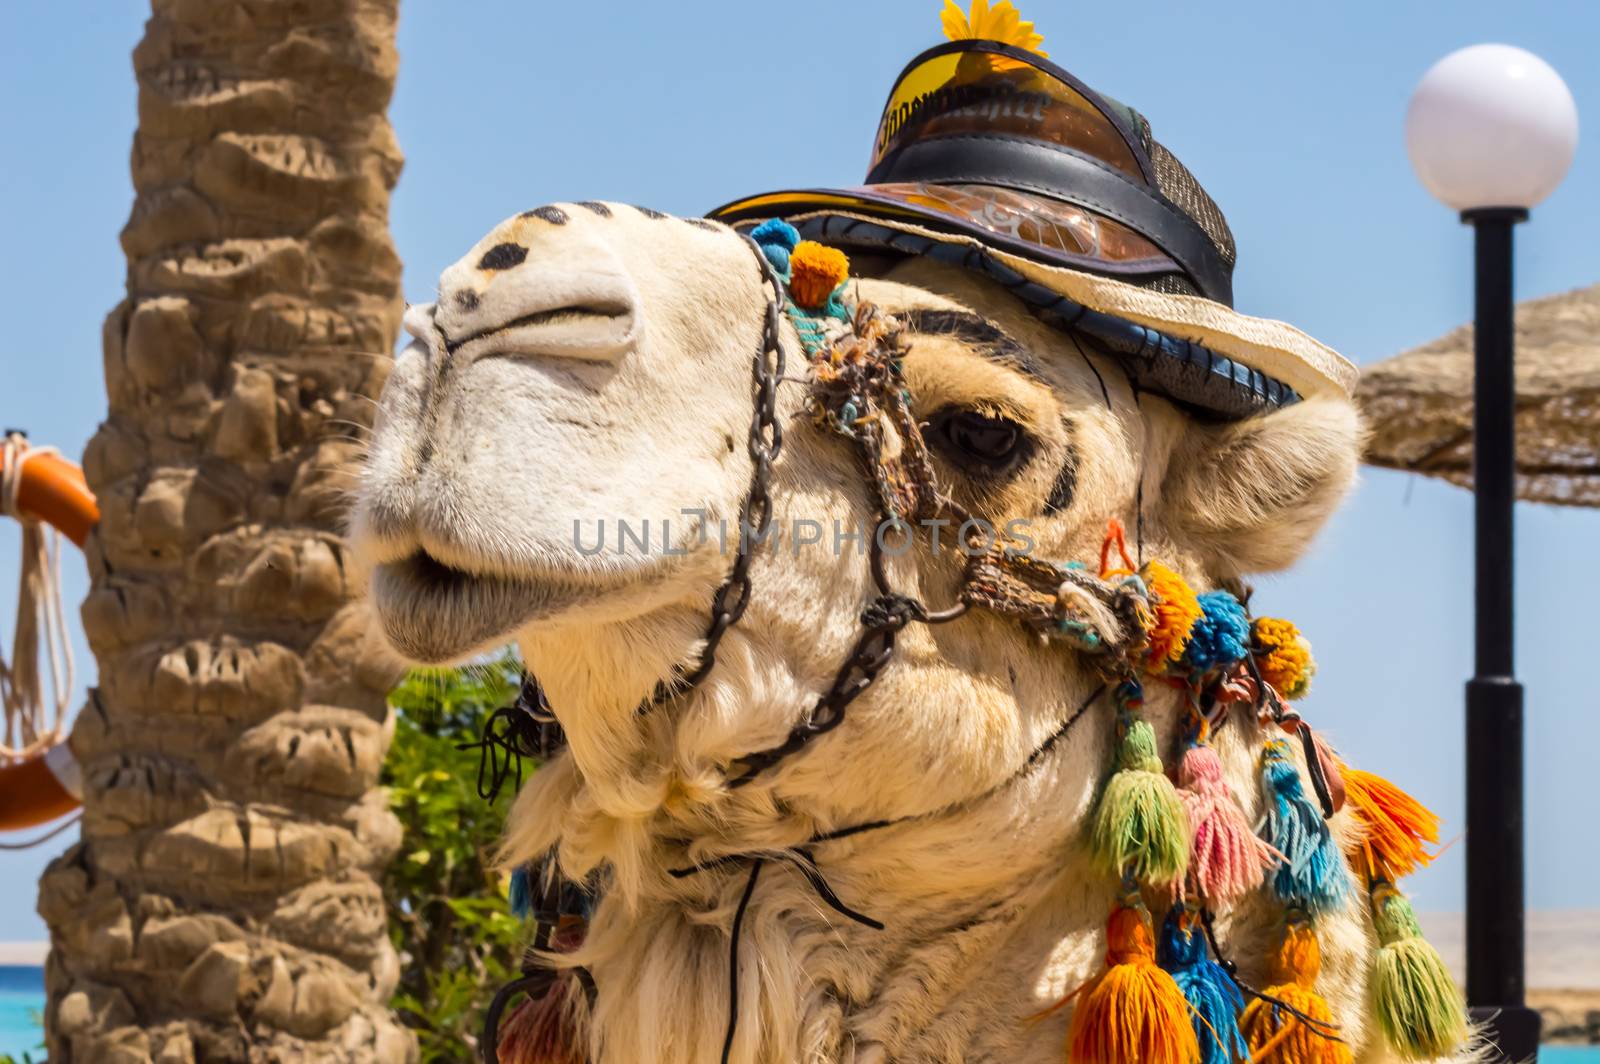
[1359,282,1600,506]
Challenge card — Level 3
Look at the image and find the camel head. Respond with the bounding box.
[348,202,1429,1063]
[353,199,1362,861]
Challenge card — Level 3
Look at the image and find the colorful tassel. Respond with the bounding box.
[1369,884,1469,1060]
[1067,901,1201,1064]
[1341,766,1440,881]
[1252,618,1314,699]
[1158,905,1247,1064]
[1183,591,1251,676]
[496,974,584,1064]
[788,241,850,309]
[1176,742,1276,903]
[1257,740,1348,912]
[1240,917,1349,1064]
[1090,684,1189,888]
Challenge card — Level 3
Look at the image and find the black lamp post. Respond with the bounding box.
[1406,44,1578,1064]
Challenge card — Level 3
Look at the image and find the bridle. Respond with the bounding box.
[475,230,1284,1063]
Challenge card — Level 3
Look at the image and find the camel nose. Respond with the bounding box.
[432,205,642,362]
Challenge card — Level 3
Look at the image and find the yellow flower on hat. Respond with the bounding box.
[940,0,1048,57]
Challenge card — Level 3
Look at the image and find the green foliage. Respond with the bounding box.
[384,652,529,1062]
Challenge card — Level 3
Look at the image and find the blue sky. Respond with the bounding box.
[0,1,1596,942]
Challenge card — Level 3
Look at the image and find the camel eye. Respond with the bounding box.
[930,409,1028,474]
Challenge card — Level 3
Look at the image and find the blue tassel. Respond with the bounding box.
[1258,739,1348,912]
[509,864,533,919]
[1183,590,1251,674]
[1158,906,1247,1064]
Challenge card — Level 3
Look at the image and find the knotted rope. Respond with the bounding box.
[0,433,73,761]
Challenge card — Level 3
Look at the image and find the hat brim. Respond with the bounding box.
[709,199,1355,419]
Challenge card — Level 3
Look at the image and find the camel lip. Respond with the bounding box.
[369,550,557,664]
[442,302,639,365]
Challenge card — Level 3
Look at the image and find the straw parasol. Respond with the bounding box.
[1359,282,1600,506]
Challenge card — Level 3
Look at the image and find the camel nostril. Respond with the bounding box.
[519,205,570,225]
[477,242,528,271]
[455,289,480,311]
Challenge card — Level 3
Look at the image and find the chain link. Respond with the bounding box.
[668,243,786,693]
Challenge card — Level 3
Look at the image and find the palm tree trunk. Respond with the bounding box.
[36,1,414,1060]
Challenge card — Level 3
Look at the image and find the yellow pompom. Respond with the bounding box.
[1141,561,1201,668]
[788,241,850,309]
[1255,617,1315,698]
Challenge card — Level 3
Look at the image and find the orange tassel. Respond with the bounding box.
[1239,920,1350,1064]
[1340,766,1440,881]
[1066,903,1200,1064]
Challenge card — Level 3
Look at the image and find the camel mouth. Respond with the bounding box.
[369,549,571,664]
[443,301,639,364]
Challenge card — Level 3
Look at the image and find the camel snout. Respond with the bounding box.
[432,211,643,364]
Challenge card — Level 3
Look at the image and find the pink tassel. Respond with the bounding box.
[1176,743,1277,902]
[496,975,583,1064]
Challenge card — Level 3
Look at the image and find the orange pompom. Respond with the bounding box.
[788,241,850,309]
[1141,561,1202,668]
[1341,766,1440,881]
[1066,904,1201,1064]
[1240,922,1350,1064]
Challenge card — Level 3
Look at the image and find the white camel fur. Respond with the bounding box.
[350,203,1430,1064]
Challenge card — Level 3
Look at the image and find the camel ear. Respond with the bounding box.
[1161,396,1365,577]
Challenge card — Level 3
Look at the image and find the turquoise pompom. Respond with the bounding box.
[750,218,800,251]
[761,242,792,275]
[1184,590,1251,673]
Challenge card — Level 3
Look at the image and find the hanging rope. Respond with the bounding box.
[0,432,74,761]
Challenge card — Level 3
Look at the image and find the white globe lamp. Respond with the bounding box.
[1405,43,1577,213]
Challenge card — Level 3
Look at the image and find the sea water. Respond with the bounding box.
[0,963,1593,1063]
[0,966,43,1060]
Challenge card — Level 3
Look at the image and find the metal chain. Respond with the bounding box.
[655,241,787,697]
[728,589,925,787]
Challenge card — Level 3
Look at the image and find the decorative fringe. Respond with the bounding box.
[1091,685,1189,889]
[1341,766,1440,881]
[1257,740,1347,912]
[1158,905,1247,1064]
[1239,918,1350,1064]
[1067,901,1201,1064]
[1369,884,1469,1060]
[495,975,584,1064]
[1176,742,1276,903]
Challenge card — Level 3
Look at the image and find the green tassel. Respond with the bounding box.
[1091,693,1189,888]
[1370,884,1469,1059]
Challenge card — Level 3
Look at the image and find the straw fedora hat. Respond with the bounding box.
[710,2,1354,419]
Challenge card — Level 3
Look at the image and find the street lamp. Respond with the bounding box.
[1405,43,1578,1064]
